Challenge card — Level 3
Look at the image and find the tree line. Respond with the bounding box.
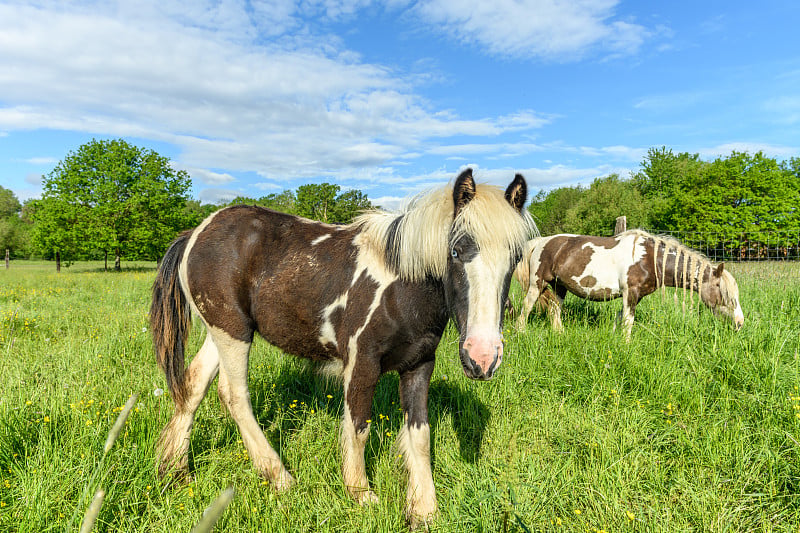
[0,139,373,270]
[529,147,800,244]
[1,140,798,269]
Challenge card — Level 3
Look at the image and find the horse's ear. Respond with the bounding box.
[453,168,476,216]
[505,173,527,213]
[715,263,725,276]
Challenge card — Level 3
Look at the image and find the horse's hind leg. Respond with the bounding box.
[544,286,565,333]
[213,328,295,490]
[158,333,220,481]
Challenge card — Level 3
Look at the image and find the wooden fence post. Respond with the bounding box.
[614,216,627,235]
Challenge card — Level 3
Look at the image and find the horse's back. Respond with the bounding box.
[182,206,355,351]
[535,233,635,300]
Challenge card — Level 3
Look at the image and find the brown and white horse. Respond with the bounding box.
[150,169,534,525]
[514,230,744,340]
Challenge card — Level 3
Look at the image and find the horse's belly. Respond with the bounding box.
[571,275,621,301]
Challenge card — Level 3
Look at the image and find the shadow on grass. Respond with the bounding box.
[183,357,490,480]
[513,296,618,330]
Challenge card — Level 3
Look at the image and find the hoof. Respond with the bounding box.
[406,499,437,530]
[406,509,436,530]
[157,462,192,485]
[353,489,379,505]
[273,469,296,492]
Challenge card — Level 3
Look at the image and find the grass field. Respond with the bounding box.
[1,260,799,532]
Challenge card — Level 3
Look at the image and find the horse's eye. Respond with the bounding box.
[451,248,459,259]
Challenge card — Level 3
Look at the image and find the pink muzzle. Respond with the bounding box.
[461,333,504,380]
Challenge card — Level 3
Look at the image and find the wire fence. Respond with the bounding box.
[631,230,800,262]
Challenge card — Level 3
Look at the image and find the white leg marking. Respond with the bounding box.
[340,403,376,504]
[516,281,541,330]
[547,291,564,333]
[210,325,294,490]
[621,289,634,342]
[158,333,220,477]
[397,421,437,525]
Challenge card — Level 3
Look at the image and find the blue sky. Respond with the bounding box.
[1,0,798,209]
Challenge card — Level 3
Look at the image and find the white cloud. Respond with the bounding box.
[25,173,43,186]
[23,157,59,165]
[182,167,237,185]
[697,142,800,160]
[0,1,554,187]
[413,0,648,60]
[198,187,242,204]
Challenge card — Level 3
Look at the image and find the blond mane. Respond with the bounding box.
[354,182,537,282]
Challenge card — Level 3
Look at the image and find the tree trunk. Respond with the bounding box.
[56,250,61,273]
[5,249,8,269]
[104,251,108,272]
[115,249,121,271]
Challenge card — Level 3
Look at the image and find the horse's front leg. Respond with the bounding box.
[516,280,541,330]
[620,288,637,342]
[397,359,437,527]
[341,357,380,504]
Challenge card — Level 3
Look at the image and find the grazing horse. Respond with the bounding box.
[514,230,744,340]
[150,169,534,525]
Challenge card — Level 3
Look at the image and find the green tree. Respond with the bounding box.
[632,147,706,230]
[563,174,650,235]
[330,189,372,223]
[526,186,585,235]
[184,200,218,227]
[30,139,192,270]
[295,183,372,223]
[260,190,297,214]
[670,151,800,239]
[0,186,21,218]
[0,187,31,259]
[295,183,340,222]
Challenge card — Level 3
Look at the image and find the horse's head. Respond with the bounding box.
[444,169,531,380]
[703,263,744,330]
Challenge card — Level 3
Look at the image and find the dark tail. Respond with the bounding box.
[150,232,192,409]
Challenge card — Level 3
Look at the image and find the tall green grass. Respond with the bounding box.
[1,261,798,531]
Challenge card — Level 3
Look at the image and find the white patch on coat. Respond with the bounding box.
[571,234,647,298]
[179,209,223,318]
[311,234,331,246]
[318,292,349,348]
[340,233,398,383]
